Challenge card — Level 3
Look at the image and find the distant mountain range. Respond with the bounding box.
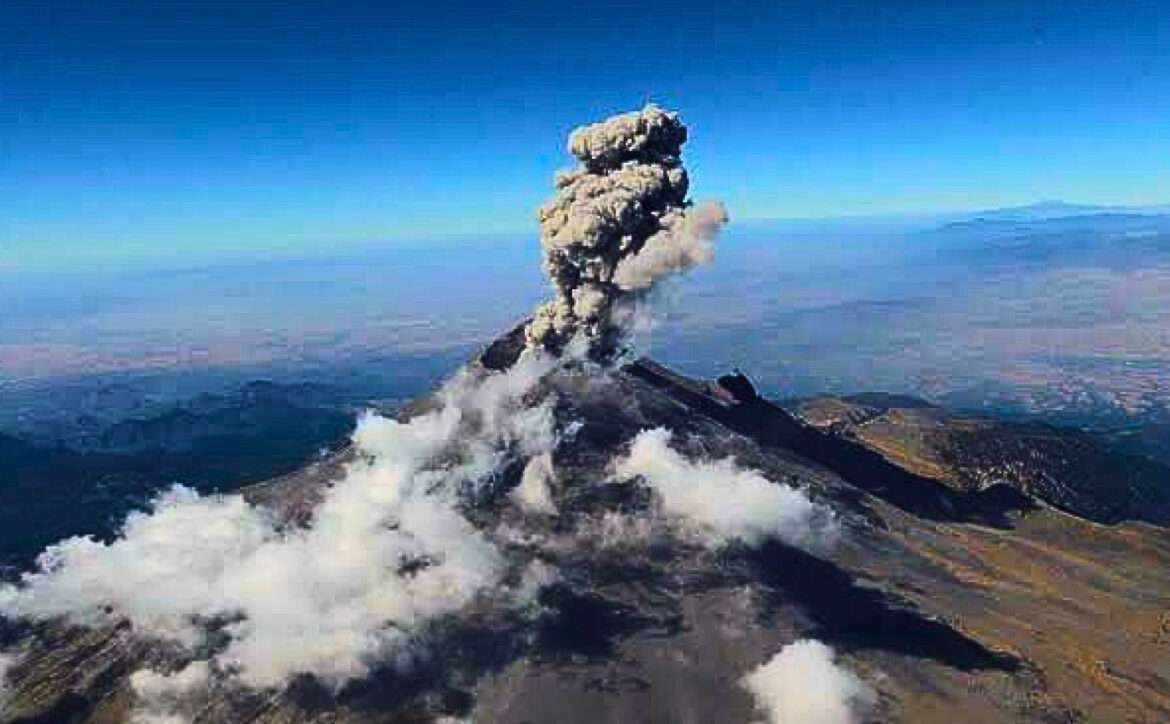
[929,200,1170,257]
[946,199,1170,226]
[0,381,356,573]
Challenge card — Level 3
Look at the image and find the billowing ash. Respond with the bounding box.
[526,105,728,354]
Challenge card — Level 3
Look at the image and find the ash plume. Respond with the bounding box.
[526,105,728,355]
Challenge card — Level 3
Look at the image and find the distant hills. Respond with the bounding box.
[964,200,1169,221]
[790,393,1170,526]
[947,199,1170,226]
[931,200,1170,246]
[0,381,356,573]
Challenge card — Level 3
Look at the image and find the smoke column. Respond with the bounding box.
[525,105,728,354]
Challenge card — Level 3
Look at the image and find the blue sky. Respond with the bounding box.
[4,0,1170,271]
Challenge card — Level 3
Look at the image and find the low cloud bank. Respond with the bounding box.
[742,639,874,724]
[0,352,560,713]
[613,428,837,548]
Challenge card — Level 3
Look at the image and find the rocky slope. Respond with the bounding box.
[790,394,1170,525]
[2,331,1168,723]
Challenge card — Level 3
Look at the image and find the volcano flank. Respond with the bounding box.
[2,107,1169,724]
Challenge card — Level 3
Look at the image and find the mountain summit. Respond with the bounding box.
[2,108,1168,724]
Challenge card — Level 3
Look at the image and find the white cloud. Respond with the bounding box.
[742,639,874,724]
[129,662,210,724]
[580,510,659,550]
[613,428,837,548]
[512,452,557,514]
[0,352,559,693]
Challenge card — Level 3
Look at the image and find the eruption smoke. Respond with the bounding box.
[526,105,728,354]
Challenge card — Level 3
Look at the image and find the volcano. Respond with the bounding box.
[2,323,1169,723]
[3,106,1169,724]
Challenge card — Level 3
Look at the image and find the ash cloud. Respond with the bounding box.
[613,428,837,549]
[526,105,728,355]
[611,199,728,290]
[741,639,875,724]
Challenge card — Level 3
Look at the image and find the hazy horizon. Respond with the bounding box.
[6,207,1169,447]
